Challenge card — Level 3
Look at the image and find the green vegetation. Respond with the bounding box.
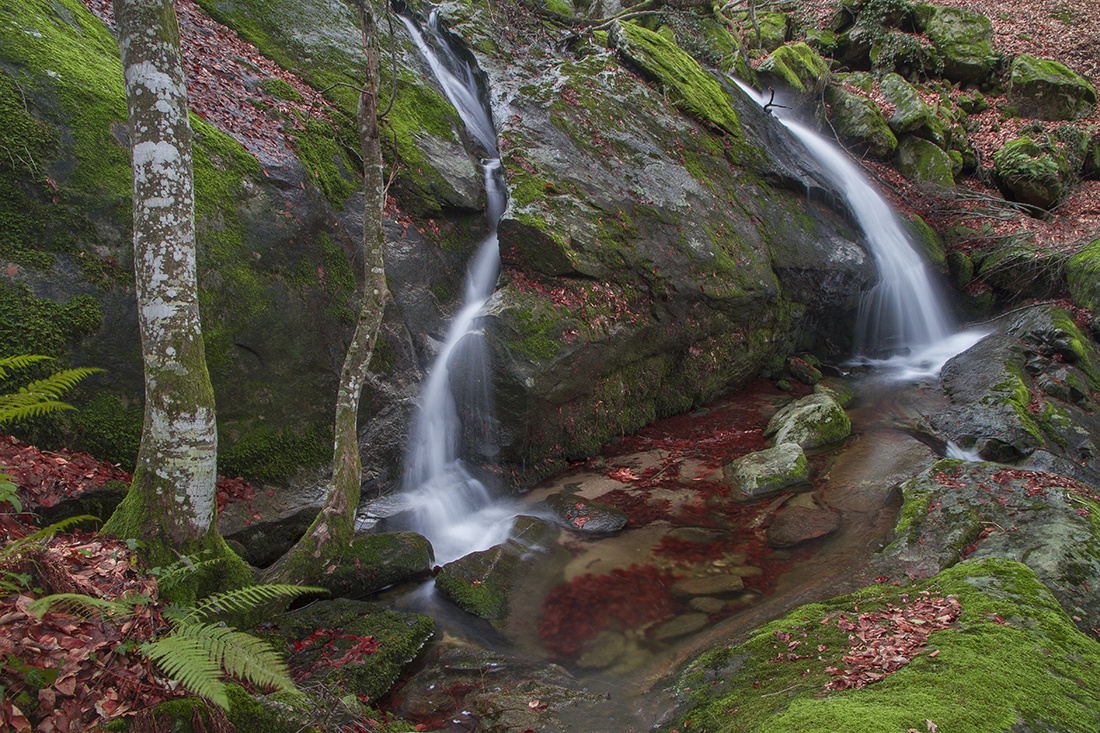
[218,420,332,484]
[674,559,1100,732]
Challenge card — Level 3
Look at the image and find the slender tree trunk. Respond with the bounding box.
[262,0,389,584]
[103,0,220,557]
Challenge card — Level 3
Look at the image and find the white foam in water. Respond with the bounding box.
[732,80,986,378]
[945,441,983,462]
[398,12,517,564]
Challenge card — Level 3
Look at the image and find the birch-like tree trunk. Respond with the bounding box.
[103,0,220,553]
[262,0,390,584]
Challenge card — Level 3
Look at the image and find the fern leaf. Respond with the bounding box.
[142,631,230,709]
[153,556,222,593]
[173,622,298,694]
[28,593,138,619]
[0,515,100,561]
[0,397,76,424]
[187,584,325,623]
[19,367,104,400]
[0,355,52,380]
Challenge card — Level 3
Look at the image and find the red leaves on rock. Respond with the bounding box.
[1,435,131,510]
[289,628,382,682]
[822,594,961,691]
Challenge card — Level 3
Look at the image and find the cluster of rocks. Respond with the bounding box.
[748,3,1097,209]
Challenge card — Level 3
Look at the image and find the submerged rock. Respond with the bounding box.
[766,504,841,548]
[541,493,629,534]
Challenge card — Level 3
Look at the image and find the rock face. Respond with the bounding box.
[3,0,881,492]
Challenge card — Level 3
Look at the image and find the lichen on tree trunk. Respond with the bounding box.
[101,0,244,593]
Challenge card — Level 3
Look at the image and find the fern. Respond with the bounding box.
[0,355,102,425]
[28,592,149,619]
[143,622,299,708]
[182,583,323,624]
[0,515,100,562]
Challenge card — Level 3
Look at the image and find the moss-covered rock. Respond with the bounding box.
[825,83,898,157]
[992,136,1075,211]
[670,558,1100,732]
[916,4,999,83]
[880,73,932,134]
[1066,237,1100,314]
[733,11,790,53]
[721,442,810,499]
[756,43,831,96]
[264,598,435,702]
[1008,54,1098,121]
[894,134,955,187]
[764,393,852,449]
[314,531,434,599]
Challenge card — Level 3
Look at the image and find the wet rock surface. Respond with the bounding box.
[721,442,811,499]
[766,503,842,548]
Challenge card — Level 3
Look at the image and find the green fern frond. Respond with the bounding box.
[0,515,100,561]
[186,584,325,623]
[141,630,231,709]
[28,592,143,619]
[20,367,104,400]
[173,622,298,693]
[0,355,52,380]
[152,554,222,593]
[0,396,76,423]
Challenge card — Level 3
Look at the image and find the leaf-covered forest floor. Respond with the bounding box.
[4,0,1100,730]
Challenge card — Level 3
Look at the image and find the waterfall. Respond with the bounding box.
[398,11,517,565]
[734,81,985,377]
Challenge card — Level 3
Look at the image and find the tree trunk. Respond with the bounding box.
[261,0,390,584]
[102,0,222,568]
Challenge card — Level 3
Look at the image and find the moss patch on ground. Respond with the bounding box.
[673,558,1100,732]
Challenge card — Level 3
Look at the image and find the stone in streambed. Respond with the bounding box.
[722,442,811,499]
[315,531,434,600]
[671,574,745,599]
[541,493,628,534]
[765,393,851,449]
[766,505,841,548]
[654,613,709,641]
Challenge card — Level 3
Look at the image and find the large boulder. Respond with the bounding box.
[915,4,999,83]
[880,73,933,135]
[1008,54,1098,121]
[825,83,898,158]
[992,136,1075,211]
[895,135,955,187]
[756,43,831,97]
[1066,237,1100,314]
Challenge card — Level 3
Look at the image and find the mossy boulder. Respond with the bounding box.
[880,73,932,134]
[263,598,435,702]
[756,43,831,96]
[734,11,790,53]
[825,84,898,158]
[813,376,856,408]
[721,442,811,499]
[314,531,434,599]
[1008,54,1098,121]
[764,393,852,449]
[434,515,559,619]
[916,4,998,83]
[1066,237,1100,314]
[894,134,955,187]
[670,558,1100,732]
[992,136,1075,211]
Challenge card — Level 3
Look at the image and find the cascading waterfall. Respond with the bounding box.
[398,11,516,564]
[734,81,984,376]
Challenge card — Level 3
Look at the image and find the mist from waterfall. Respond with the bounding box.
[733,81,985,377]
[398,11,517,565]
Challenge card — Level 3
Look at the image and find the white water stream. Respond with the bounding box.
[397,12,517,565]
[734,81,986,377]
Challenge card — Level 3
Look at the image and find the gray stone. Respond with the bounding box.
[766,505,841,548]
[825,84,898,158]
[653,613,709,641]
[895,135,956,188]
[765,393,852,449]
[541,493,628,535]
[919,5,998,83]
[671,574,746,599]
[722,443,811,499]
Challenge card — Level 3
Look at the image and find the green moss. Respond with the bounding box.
[673,558,1100,733]
[614,22,743,136]
[509,308,565,361]
[0,0,133,286]
[317,232,357,324]
[289,113,360,208]
[0,283,102,360]
[258,77,303,103]
[218,420,332,484]
[72,391,143,469]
